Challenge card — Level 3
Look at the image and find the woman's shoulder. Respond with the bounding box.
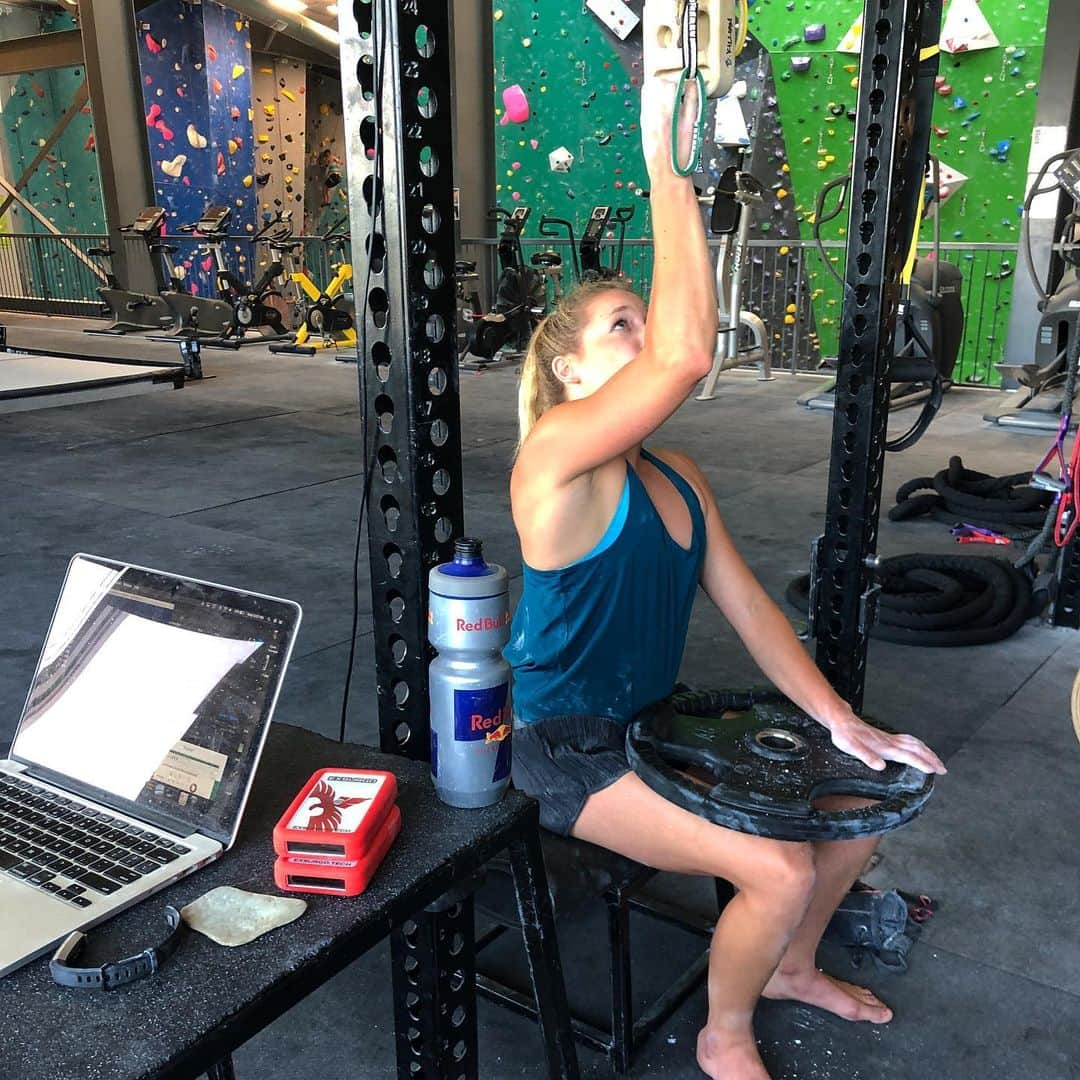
[645,447,710,515]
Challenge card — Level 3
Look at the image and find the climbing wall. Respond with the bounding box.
[492,0,1051,382]
[0,9,104,235]
[748,0,1049,382]
[304,71,350,238]
[252,57,306,226]
[136,0,255,297]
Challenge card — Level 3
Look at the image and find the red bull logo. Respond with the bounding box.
[456,611,510,632]
[484,722,512,744]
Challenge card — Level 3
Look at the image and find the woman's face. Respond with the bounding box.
[564,289,647,397]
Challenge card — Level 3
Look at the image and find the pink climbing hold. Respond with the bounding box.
[512,161,521,170]
[146,103,162,127]
[202,256,214,272]
[511,191,521,201]
[84,134,95,152]
[499,84,530,126]
[145,32,162,54]
[216,151,226,176]
[155,119,174,141]
[530,139,540,150]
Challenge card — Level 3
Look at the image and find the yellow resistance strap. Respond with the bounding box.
[900,173,928,286]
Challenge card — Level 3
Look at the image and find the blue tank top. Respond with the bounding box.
[505,449,706,725]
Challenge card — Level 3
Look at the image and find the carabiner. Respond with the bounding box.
[671,67,707,177]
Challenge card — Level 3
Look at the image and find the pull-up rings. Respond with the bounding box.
[671,0,707,176]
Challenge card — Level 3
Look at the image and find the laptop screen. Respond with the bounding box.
[10,555,301,847]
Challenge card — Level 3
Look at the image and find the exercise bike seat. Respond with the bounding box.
[455,259,478,275]
[148,243,178,256]
[530,250,563,269]
[87,246,114,258]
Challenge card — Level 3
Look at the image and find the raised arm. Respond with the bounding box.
[516,76,717,486]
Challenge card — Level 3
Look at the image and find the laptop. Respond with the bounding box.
[0,553,301,977]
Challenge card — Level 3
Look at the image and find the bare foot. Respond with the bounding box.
[696,1027,771,1079]
[761,967,893,1024]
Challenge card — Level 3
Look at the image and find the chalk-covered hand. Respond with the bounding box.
[827,713,947,775]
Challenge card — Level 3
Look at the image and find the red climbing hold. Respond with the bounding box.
[207,44,218,62]
[145,32,162,54]
[212,78,223,96]
[32,83,44,99]
[146,103,162,127]
[155,120,174,140]
[230,106,241,120]
[216,151,226,176]
[84,134,95,152]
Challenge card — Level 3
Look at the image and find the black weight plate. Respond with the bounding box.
[627,690,935,842]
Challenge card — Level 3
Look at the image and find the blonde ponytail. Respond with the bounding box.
[516,278,639,451]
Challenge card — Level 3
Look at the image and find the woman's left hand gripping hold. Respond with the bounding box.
[825,711,947,775]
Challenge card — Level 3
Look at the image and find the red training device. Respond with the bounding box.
[274,804,402,896]
[273,767,398,861]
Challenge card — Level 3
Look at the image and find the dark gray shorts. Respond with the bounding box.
[511,715,632,836]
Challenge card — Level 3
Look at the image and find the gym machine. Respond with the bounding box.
[155,205,237,341]
[798,155,964,452]
[205,209,296,348]
[579,204,635,282]
[84,207,176,336]
[462,205,544,366]
[984,147,1080,433]
[270,217,356,356]
[696,165,773,400]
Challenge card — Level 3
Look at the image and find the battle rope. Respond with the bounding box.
[787,554,1034,647]
[889,456,1052,540]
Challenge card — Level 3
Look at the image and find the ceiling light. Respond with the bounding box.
[269,0,307,13]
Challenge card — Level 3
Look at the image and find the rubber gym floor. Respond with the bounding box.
[1,313,1077,1079]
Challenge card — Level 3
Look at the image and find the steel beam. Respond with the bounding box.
[0,28,82,77]
[78,0,156,293]
[0,81,89,223]
[812,0,938,710]
[340,1,464,756]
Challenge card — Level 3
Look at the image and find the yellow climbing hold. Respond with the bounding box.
[257,134,269,143]
[259,67,273,75]
[844,64,857,73]
[777,188,788,200]
[851,77,859,89]
[319,102,330,116]
[522,37,531,47]
[282,89,296,102]
[540,86,547,93]
[784,314,795,325]
[817,160,828,170]
[802,136,812,145]
[781,163,790,173]
[227,139,239,154]
[263,104,275,118]
[786,304,796,313]
[494,8,503,19]
[825,154,836,163]
[248,109,254,122]
[242,174,253,187]
[232,64,245,79]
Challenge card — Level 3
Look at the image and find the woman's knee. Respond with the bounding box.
[735,840,817,906]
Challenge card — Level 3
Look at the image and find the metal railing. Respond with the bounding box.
[456,236,1019,386]
[0,233,106,317]
[0,229,1016,386]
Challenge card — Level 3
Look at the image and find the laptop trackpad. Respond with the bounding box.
[0,874,81,975]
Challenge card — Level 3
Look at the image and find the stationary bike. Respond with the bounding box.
[207,209,295,348]
[463,206,544,365]
[985,147,1080,433]
[697,165,773,399]
[156,205,238,341]
[270,216,355,355]
[579,204,635,282]
[85,207,177,335]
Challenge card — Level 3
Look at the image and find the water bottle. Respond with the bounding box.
[428,537,512,808]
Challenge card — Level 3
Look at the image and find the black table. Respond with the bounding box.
[0,723,578,1079]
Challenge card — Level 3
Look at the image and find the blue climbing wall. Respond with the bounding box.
[136,0,255,296]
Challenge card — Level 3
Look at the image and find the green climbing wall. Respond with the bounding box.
[492,0,1051,384]
[749,0,1049,382]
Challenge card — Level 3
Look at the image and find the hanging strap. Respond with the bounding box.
[671,1,706,176]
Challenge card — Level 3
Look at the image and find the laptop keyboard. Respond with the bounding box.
[0,775,191,908]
